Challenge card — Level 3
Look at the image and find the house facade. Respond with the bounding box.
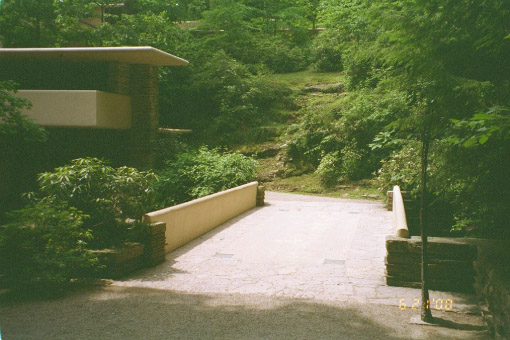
[0,46,188,214]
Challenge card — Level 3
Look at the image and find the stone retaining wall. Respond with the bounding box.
[385,235,477,292]
[474,240,510,340]
[146,222,166,265]
[94,222,166,279]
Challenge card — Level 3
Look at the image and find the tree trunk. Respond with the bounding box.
[420,126,433,322]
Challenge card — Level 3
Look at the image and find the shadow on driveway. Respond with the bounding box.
[0,286,488,340]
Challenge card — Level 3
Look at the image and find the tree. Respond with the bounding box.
[0,81,47,222]
[0,0,57,46]
[361,0,509,320]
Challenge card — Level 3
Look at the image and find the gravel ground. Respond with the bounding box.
[0,286,489,340]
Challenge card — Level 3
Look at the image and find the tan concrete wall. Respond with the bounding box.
[392,186,409,238]
[15,90,131,129]
[144,182,258,253]
[96,90,131,128]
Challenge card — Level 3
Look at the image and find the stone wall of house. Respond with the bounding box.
[106,62,160,170]
[128,64,159,170]
[385,235,478,293]
[474,240,510,340]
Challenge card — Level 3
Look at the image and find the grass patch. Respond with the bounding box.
[261,172,383,200]
[267,69,345,91]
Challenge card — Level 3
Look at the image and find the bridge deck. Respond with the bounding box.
[114,192,478,312]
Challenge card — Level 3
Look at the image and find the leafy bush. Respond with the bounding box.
[0,81,47,145]
[287,110,340,169]
[0,201,100,293]
[287,89,408,181]
[343,46,383,91]
[315,152,341,187]
[339,141,368,181]
[179,50,289,145]
[376,141,422,196]
[33,158,157,248]
[310,32,343,72]
[0,81,48,221]
[155,147,257,207]
[257,38,308,73]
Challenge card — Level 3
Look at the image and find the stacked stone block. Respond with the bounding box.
[93,222,166,278]
[107,62,160,170]
[257,185,265,206]
[147,222,166,265]
[93,243,146,279]
[129,64,159,170]
[474,241,510,340]
[385,235,477,292]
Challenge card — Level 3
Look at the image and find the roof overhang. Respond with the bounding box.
[0,46,188,66]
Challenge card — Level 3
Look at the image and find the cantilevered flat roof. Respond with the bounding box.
[0,46,188,66]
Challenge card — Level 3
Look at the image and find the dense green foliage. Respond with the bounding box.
[1,0,509,240]
[323,0,510,237]
[0,81,48,222]
[0,157,156,291]
[283,0,509,237]
[30,158,157,249]
[163,50,291,145]
[0,202,99,292]
[0,149,257,291]
[155,147,257,207]
[0,81,47,145]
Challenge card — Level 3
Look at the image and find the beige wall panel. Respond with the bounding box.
[145,182,258,253]
[14,90,131,129]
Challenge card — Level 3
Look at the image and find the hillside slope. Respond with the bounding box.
[236,70,382,200]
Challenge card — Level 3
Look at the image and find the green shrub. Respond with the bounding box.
[0,201,100,293]
[286,89,408,179]
[315,152,341,187]
[310,32,343,72]
[0,81,47,222]
[33,158,157,248]
[376,141,422,196]
[257,38,308,73]
[182,50,288,144]
[155,147,257,207]
[339,141,368,181]
[343,46,383,90]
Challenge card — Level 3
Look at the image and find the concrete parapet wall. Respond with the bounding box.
[145,182,258,253]
[392,186,409,238]
[385,235,478,292]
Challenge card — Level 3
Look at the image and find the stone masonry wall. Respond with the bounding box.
[93,222,166,279]
[129,64,159,170]
[385,235,478,293]
[147,222,166,265]
[474,240,510,340]
[107,62,160,170]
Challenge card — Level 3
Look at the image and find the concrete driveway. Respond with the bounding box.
[0,192,488,339]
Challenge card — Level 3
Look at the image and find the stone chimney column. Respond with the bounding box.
[129,64,159,170]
